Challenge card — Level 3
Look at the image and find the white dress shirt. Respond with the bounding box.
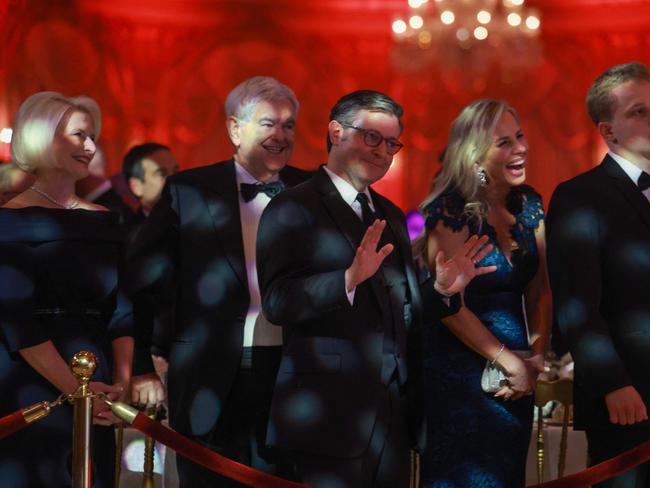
[323,165,375,304]
[235,161,283,347]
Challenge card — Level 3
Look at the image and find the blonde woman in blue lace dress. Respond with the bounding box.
[415,99,551,487]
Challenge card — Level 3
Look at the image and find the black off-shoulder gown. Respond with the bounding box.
[0,207,132,487]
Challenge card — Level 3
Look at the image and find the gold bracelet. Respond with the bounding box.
[490,344,505,365]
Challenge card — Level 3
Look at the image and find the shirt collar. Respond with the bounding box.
[608,151,644,186]
[234,160,280,186]
[323,165,374,210]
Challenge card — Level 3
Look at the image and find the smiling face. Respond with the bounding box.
[479,110,528,189]
[327,109,401,191]
[599,80,650,168]
[51,109,97,179]
[228,99,296,182]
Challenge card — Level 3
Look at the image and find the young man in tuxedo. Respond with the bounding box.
[126,76,310,486]
[547,62,650,487]
[257,90,494,488]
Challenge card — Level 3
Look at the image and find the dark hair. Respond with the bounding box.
[327,90,404,152]
[586,62,650,125]
[122,142,170,181]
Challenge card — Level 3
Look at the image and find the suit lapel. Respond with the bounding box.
[201,162,309,290]
[203,160,248,288]
[312,168,392,316]
[372,190,410,264]
[372,190,422,327]
[602,155,650,231]
[279,165,309,188]
[313,167,366,252]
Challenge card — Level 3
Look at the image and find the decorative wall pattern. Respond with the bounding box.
[3,0,650,209]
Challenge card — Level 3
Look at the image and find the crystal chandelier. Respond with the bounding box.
[391,0,542,74]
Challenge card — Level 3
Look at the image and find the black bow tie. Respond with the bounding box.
[638,172,650,191]
[240,181,285,202]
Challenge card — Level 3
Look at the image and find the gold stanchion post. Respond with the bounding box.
[141,407,158,488]
[114,422,125,488]
[70,351,97,488]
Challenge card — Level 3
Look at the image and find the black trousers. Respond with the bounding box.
[177,346,285,487]
[289,377,412,488]
[586,420,650,488]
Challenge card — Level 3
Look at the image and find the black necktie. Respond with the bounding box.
[240,181,285,202]
[356,193,377,227]
[638,172,650,191]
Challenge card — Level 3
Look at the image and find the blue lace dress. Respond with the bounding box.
[421,185,544,488]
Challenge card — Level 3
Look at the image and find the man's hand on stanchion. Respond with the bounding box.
[131,373,166,409]
[90,381,124,426]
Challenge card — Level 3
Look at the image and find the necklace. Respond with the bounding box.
[29,186,80,209]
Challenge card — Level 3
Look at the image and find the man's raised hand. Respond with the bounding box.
[345,219,393,292]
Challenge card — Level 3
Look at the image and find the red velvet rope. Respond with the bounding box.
[131,412,308,488]
[0,410,27,440]
[529,439,650,487]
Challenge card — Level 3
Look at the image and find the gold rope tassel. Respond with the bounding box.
[21,401,51,424]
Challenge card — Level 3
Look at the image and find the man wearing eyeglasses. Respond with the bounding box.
[256,90,488,487]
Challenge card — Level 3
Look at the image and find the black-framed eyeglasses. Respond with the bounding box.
[340,123,404,155]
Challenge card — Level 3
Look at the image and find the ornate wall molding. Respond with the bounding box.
[2,0,650,209]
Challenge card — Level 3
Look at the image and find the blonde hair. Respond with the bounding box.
[10,91,101,173]
[586,62,650,126]
[413,99,519,259]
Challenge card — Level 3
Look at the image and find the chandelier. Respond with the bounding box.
[391,0,542,74]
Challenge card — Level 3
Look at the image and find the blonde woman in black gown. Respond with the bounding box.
[0,92,134,487]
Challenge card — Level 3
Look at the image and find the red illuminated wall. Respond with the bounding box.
[3,0,650,209]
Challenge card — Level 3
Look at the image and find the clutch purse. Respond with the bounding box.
[481,350,531,393]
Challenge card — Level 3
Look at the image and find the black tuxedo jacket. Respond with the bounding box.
[126,159,310,437]
[546,155,650,430]
[257,167,424,458]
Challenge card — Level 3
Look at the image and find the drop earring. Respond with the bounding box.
[476,166,488,187]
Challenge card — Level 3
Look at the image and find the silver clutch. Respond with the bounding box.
[480,350,531,393]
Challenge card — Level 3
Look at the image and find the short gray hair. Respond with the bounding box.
[10,91,101,173]
[224,76,299,122]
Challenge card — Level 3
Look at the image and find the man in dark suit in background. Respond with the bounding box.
[120,142,178,395]
[257,90,494,488]
[126,76,310,486]
[547,62,650,487]
[122,142,179,225]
